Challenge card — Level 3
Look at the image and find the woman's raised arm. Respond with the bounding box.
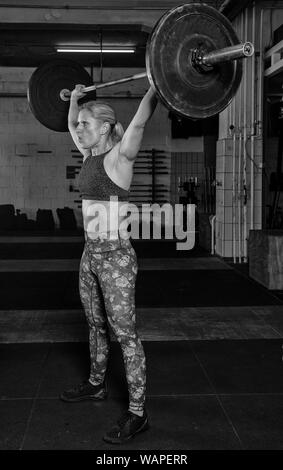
[68,85,91,158]
[118,87,158,162]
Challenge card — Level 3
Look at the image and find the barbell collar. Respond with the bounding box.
[200,42,254,67]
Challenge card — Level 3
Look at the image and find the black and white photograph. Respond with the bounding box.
[0,0,282,460]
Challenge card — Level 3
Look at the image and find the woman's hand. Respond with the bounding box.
[71,84,87,101]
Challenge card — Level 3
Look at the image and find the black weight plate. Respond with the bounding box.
[146,3,243,119]
[27,59,93,132]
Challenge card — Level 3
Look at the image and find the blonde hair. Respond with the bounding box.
[79,100,124,144]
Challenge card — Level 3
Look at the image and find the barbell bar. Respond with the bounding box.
[27,2,255,131]
[60,41,254,101]
[60,72,148,101]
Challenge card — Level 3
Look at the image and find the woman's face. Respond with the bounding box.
[76,109,105,149]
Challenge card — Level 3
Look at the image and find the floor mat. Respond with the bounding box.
[0,269,281,309]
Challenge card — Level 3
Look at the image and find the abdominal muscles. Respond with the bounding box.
[82,199,130,236]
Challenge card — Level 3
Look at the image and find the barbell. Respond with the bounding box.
[27,3,254,132]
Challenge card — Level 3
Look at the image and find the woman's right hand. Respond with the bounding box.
[70,84,87,101]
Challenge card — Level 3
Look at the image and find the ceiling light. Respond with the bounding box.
[56,48,135,53]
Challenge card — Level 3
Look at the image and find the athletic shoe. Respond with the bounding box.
[60,380,107,402]
[103,410,149,444]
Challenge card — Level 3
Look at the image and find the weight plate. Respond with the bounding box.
[27,59,93,132]
[146,3,243,119]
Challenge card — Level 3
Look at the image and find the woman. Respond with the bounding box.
[60,83,158,444]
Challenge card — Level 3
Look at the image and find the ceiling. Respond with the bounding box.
[0,24,149,68]
[0,0,251,69]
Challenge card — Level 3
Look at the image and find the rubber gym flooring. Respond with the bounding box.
[0,234,283,450]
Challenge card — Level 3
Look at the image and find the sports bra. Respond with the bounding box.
[77,150,129,201]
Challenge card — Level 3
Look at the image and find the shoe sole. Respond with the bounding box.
[60,391,107,402]
[103,418,149,444]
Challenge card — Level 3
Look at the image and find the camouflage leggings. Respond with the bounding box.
[79,232,146,413]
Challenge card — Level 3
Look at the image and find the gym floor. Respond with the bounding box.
[1,234,283,450]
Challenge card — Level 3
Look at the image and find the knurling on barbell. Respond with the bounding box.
[27,2,254,132]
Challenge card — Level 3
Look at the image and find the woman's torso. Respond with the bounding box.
[80,147,133,238]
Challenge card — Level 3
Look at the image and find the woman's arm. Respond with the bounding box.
[68,85,90,158]
[118,87,158,162]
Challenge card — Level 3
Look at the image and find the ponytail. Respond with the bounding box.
[112,121,124,144]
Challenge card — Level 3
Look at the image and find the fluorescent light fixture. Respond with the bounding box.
[57,48,135,53]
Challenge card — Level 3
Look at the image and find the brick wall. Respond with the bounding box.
[0,67,77,227]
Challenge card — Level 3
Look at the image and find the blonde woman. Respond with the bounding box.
[60,85,158,444]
